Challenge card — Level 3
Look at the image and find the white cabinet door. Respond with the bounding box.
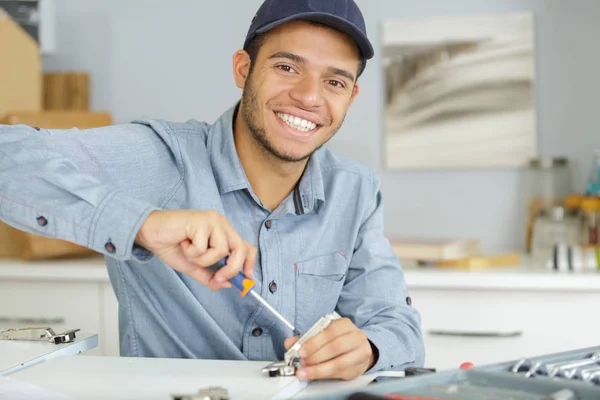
[0,280,102,355]
[409,288,600,371]
[101,282,120,357]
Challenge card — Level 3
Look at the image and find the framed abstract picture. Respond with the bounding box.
[382,13,537,169]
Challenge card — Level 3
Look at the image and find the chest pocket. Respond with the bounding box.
[294,252,348,332]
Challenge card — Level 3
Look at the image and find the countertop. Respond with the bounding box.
[1,256,599,291]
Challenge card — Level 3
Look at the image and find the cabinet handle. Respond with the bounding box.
[0,316,65,325]
[428,329,522,338]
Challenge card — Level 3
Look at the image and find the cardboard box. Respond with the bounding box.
[1,111,113,260]
[44,72,90,110]
[0,7,42,119]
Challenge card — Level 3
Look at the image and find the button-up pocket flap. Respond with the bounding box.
[296,252,347,281]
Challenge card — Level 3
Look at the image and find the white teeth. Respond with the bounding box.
[276,112,317,132]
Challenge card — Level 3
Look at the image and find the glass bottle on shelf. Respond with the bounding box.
[531,205,581,264]
[525,158,572,254]
[586,150,600,196]
[580,197,600,246]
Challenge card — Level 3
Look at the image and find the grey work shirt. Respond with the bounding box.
[0,104,424,371]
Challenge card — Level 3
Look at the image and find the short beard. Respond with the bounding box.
[240,70,343,164]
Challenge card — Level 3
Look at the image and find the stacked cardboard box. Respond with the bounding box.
[0,7,42,118]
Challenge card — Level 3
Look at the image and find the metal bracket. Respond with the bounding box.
[262,312,340,378]
[171,386,229,400]
[0,327,80,344]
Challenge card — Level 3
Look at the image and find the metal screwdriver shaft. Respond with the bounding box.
[248,290,301,336]
[209,257,302,337]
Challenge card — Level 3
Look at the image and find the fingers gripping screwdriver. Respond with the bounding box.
[209,257,302,337]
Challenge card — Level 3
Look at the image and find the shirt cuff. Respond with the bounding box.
[88,191,158,262]
[362,325,416,373]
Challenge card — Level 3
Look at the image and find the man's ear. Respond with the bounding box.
[233,50,252,89]
[349,84,360,106]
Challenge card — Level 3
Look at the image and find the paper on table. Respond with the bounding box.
[0,375,72,400]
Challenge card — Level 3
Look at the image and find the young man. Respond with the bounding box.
[0,0,424,381]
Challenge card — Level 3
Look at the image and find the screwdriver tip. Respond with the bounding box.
[293,329,302,337]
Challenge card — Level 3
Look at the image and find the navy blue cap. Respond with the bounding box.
[243,0,374,60]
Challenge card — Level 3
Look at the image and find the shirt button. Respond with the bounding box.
[269,281,277,294]
[36,216,48,227]
[252,327,263,337]
[264,220,272,229]
[105,241,116,254]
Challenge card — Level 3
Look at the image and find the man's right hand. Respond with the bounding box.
[135,210,257,291]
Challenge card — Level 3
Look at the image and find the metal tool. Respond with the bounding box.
[262,312,340,377]
[0,327,80,344]
[510,352,600,383]
[541,352,600,377]
[171,386,229,400]
[579,366,600,382]
[209,257,301,336]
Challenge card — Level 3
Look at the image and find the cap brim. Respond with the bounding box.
[251,12,374,60]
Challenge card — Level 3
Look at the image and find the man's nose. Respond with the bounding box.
[289,75,325,109]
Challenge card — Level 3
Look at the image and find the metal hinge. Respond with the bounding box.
[0,327,80,344]
[171,386,229,400]
[262,312,340,377]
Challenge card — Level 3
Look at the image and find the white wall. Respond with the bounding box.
[42,0,600,253]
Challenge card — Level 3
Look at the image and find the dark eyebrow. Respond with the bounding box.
[268,51,306,64]
[327,66,355,84]
[268,51,356,83]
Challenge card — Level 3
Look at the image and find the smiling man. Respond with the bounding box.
[0,0,424,381]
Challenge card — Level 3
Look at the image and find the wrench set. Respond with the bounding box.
[311,345,600,400]
[508,352,600,384]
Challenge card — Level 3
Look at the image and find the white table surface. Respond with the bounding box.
[0,332,98,376]
[8,355,404,400]
[9,356,305,400]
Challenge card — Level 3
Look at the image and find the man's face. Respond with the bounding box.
[239,21,361,163]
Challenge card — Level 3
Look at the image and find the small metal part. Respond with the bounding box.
[262,312,340,377]
[171,386,229,400]
[542,388,577,400]
[580,366,600,382]
[0,327,80,344]
[510,358,530,373]
[509,358,542,378]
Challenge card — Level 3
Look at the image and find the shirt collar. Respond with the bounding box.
[205,102,326,215]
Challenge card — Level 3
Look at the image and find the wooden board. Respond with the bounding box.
[0,111,111,129]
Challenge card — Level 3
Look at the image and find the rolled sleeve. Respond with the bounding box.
[88,191,158,261]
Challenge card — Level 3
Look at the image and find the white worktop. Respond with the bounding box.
[1,256,599,291]
[7,355,396,400]
[0,257,108,282]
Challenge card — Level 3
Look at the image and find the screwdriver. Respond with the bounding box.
[209,257,302,337]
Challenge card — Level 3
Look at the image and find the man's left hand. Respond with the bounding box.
[283,317,376,381]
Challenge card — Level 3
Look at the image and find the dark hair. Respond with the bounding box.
[243,22,367,80]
